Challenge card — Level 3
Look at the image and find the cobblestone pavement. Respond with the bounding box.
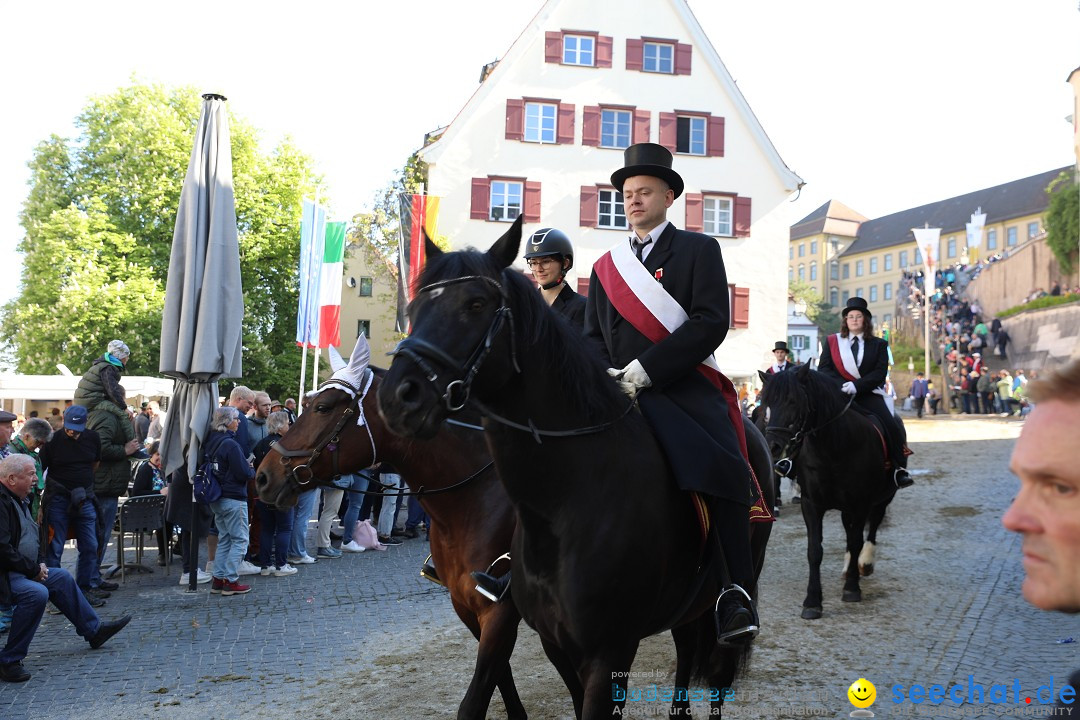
[2,415,1079,719]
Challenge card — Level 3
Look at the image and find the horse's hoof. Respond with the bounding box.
[859,563,874,577]
[801,606,822,620]
[842,590,862,602]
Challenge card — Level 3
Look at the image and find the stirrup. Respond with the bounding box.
[420,554,443,587]
[893,467,914,489]
[471,552,511,602]
[714,584,759,645]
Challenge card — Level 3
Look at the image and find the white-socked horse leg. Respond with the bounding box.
[858,541,876,577]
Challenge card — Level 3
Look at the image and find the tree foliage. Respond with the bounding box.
[1044,172,1078,275]
[788,281,841,336]
[3,81,320,398]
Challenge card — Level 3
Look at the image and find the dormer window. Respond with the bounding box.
[643,42,674,73]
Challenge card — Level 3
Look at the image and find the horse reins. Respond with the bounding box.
[391,272,637,444]
[766,394,855,465]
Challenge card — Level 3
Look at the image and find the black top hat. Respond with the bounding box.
[841,296,872,318]
[773,341,789,352]
[610,143,684,199]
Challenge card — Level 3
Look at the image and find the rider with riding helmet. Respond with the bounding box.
[523,227,586,330]
[817,297,913,489]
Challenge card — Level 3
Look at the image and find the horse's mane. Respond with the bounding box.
[419,248,625,421]
[760,367,848,424]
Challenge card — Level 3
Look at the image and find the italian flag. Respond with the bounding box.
[317,222,347,348]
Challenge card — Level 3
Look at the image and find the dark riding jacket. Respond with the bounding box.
[550,283,586,331]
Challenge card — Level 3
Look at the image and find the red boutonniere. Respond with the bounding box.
[654,268,663,281]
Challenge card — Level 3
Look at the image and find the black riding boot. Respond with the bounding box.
[471,570,511,602]
[710,500,759,645]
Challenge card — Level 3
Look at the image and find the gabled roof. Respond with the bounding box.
[844,166,1073,256]
[790,200,867,241]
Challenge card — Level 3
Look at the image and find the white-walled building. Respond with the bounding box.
[784,297,821,368]
[420,0,802,383]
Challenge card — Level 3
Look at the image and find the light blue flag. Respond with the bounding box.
[296,199,326,347]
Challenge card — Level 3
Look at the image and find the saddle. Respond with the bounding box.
[848,406,913,467]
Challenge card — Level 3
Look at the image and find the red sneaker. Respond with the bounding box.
[221,580,251,596]
[210,578,224,594]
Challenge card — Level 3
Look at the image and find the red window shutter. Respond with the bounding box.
[658,112,677,151]
[470,178,491,220]
[582,106,601,146]
[596,35,613,68]
[557,102,575,144]
[732,286,750,328]
[707,116,725,157]
[734,196,752,237]
[505,99,524,141]
[633,109,651,144]
[626,39,644,71]
[579,185,598,227]
[545,32,563,63]
[577,277,590,297]
[524,181,542,222]
[675,42,692,75]
[684,193,704,232]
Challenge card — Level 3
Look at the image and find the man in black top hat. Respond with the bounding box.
[585,142,759,645]
[766,341,791,374]
[817,297,912,488]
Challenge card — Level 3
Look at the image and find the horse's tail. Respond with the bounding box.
[685,613,753,689]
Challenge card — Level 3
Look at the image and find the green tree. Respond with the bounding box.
[1044,172,1078,275]
[789,281,841,336]
[3,80,320,399]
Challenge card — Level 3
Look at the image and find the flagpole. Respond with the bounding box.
[298,186,320,414]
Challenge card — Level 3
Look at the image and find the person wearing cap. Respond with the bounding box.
[134,402,151,446]
[0,410,15,462]
[584,143,760,645]
[523,227,586,330]
[38,406,114,602]
[817,297,913,488]
[73,340,144,459]
[766,341,791,375]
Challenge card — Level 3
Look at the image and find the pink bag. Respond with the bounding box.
[353,519,386,551]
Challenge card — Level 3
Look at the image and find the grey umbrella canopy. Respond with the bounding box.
[158,94,244,588]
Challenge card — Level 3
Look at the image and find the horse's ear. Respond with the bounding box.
[758,370,769,384]
[796,363,811,381]
[487,214,523,270]
[424,228,442,259]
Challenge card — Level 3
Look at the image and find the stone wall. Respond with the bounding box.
[966,238,1078,318]
[990,300,1080,372]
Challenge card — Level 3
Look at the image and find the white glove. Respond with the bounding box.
[607,359,651,398]
[841,381,857,395]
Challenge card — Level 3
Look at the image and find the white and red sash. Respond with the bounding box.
[826,333,894,414]
[594,241,773,521]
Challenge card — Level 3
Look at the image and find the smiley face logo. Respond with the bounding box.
[847,678,877,709]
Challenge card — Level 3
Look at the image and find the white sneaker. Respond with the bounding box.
[291,554,316,565]
[237,559,261,576]
[272,564,298,576]
[179,569,212,585]
[260,566,274,576]
[342,541,366,553]
[205,561,214,574]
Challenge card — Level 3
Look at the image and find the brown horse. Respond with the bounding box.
[255,339,525,720]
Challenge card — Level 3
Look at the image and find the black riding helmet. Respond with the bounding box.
[524,228,574,290]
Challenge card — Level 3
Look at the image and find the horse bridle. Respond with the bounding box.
[269,371,377,487]
[765,395,855,471]
[390,272,636,443]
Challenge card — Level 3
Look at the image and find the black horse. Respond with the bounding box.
[377,217,774,719]
[758,364,898,619]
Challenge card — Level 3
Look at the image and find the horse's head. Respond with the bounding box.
[379,217,525,439]
[759,363,813,466]
[256,336,383,508]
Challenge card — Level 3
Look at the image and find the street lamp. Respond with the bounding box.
[912,224,941,378]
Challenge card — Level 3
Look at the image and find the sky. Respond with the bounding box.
[1,0,1077,306]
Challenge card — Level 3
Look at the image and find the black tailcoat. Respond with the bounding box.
[585,223,750,504]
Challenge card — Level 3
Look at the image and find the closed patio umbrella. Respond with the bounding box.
[158,93,244,591]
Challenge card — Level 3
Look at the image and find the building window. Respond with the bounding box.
[883,313,892,327]
[1007,227,1017,246]
[598,189,627,229]
[676,115,706,155]
[809,261,817,281]
[829,287,839,307]
[791,335,808,350]
[810,240,818,255]
[798,264,805,281]
[524,102,557,143]
[703,196,733,236]
[884,282,892,300]
[358,277,373,297]
[947,236,956,258]
[914,247,922,265]
[830,261,839,281]
[563,34,594,66]
[855,287,863,298]
[842,290,850,304]
[842,263,850,279]
[899,250,909,268]
[798,244,805,257]
[357,320,371,339]
[1027,221,1039,239]
[789,267,794,282]
[601,109,632,149]
[869,285,878,302]
[883,253,893,271]
[789,246,794,260]
[490,180,522,222]
[643,42,674,73]
[987,228,997,250]
[869,257,878,274]
[855,260,864,277]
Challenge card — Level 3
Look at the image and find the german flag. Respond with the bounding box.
[396,193,440,333]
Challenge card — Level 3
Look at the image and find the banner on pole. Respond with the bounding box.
[296,199,327,348]
[396,193,440,333]
[317,222,347,348]
[912,226,941,294]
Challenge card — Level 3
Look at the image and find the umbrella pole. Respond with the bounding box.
[312,345,320,393]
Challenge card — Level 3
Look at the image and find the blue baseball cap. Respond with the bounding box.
[64,405,88,432]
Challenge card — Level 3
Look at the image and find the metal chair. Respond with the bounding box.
[112,494,166,582]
